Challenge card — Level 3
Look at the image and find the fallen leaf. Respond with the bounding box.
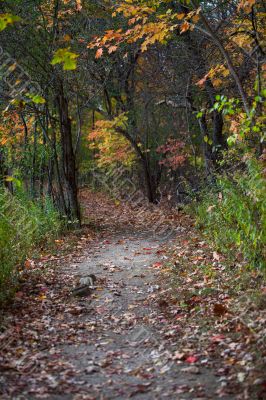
[186,355,198,364]
[213,303,227,316]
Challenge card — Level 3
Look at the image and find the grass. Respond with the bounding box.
[0,188,63,306]
[190,159,266,270]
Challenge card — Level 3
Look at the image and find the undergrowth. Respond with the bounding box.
[190,159,265,270]
[0,188,62,306]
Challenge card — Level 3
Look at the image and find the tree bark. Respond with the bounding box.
[198,113,213,176]
[57,84,80,224]
[204,79,227,158]
[116,126,158,203]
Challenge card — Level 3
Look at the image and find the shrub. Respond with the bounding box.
[193,159,265,270]
[0,189,62,305]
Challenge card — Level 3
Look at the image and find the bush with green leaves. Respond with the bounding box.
[0,189,62,305]
[193,159,265,270]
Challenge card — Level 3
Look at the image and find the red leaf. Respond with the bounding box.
[186,356,198,364]
[152,262,162,268]
[211,334,226,343]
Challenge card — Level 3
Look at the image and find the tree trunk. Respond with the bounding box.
[0,147,5,186]
[57,84,80,224]
[141,157,157,203]
[204,79,227,161]
[198,113,213,176]
[31,122,37,198]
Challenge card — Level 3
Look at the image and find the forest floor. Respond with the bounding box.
[0,190,265,400]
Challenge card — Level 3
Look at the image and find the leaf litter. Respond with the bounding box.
[0,190,265,399]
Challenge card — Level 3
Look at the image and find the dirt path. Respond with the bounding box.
[1,192,264,399]
[0,233,229,400]
[50,232,232,400]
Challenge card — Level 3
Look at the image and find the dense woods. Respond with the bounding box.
[0,0,265,296]
[0,2,266,399]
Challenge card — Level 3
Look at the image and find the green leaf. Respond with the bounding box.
[255,96,262,102]
[25,93,46,104]
[196,111,203,119]
[227,135,237,146]
[0,14,21,31]
[5,176,22,188]
[51,48,79,71]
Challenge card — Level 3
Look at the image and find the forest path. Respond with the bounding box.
[58,230,230,400]
[2,191,261,399]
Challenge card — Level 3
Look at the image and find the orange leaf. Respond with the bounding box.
[76,0,82,11]
[24,259,31,269]
[192,14,200,23]
[180,21,190,34]
[0,137,8,145]
[108,45,117,54]
[196,73,209,86]
[176,13,185,20]
[95,48,103,59]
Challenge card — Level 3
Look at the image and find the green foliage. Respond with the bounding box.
[0,189,62,306]
[0,13,21,31]
[25,93,46,104]
[210,94,266,146]
[51,48,79,70]
[193,159,266,270]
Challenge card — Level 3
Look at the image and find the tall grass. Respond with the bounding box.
[192,159,265,269]
[0,188,62,306]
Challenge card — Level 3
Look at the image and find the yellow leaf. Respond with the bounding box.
[63,34,71,42]
[212,78,222,87]
[222,68,230,77]
[8,63,17,72]
[141,41,148,52]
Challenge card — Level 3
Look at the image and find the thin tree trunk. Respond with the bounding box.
[57,84,80,224]
[46,108,68,215]
[198,114,212,176]
[31,122,37,198]
[20,113,29,191]
[204,79,227,158]
[74,94,82,156]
